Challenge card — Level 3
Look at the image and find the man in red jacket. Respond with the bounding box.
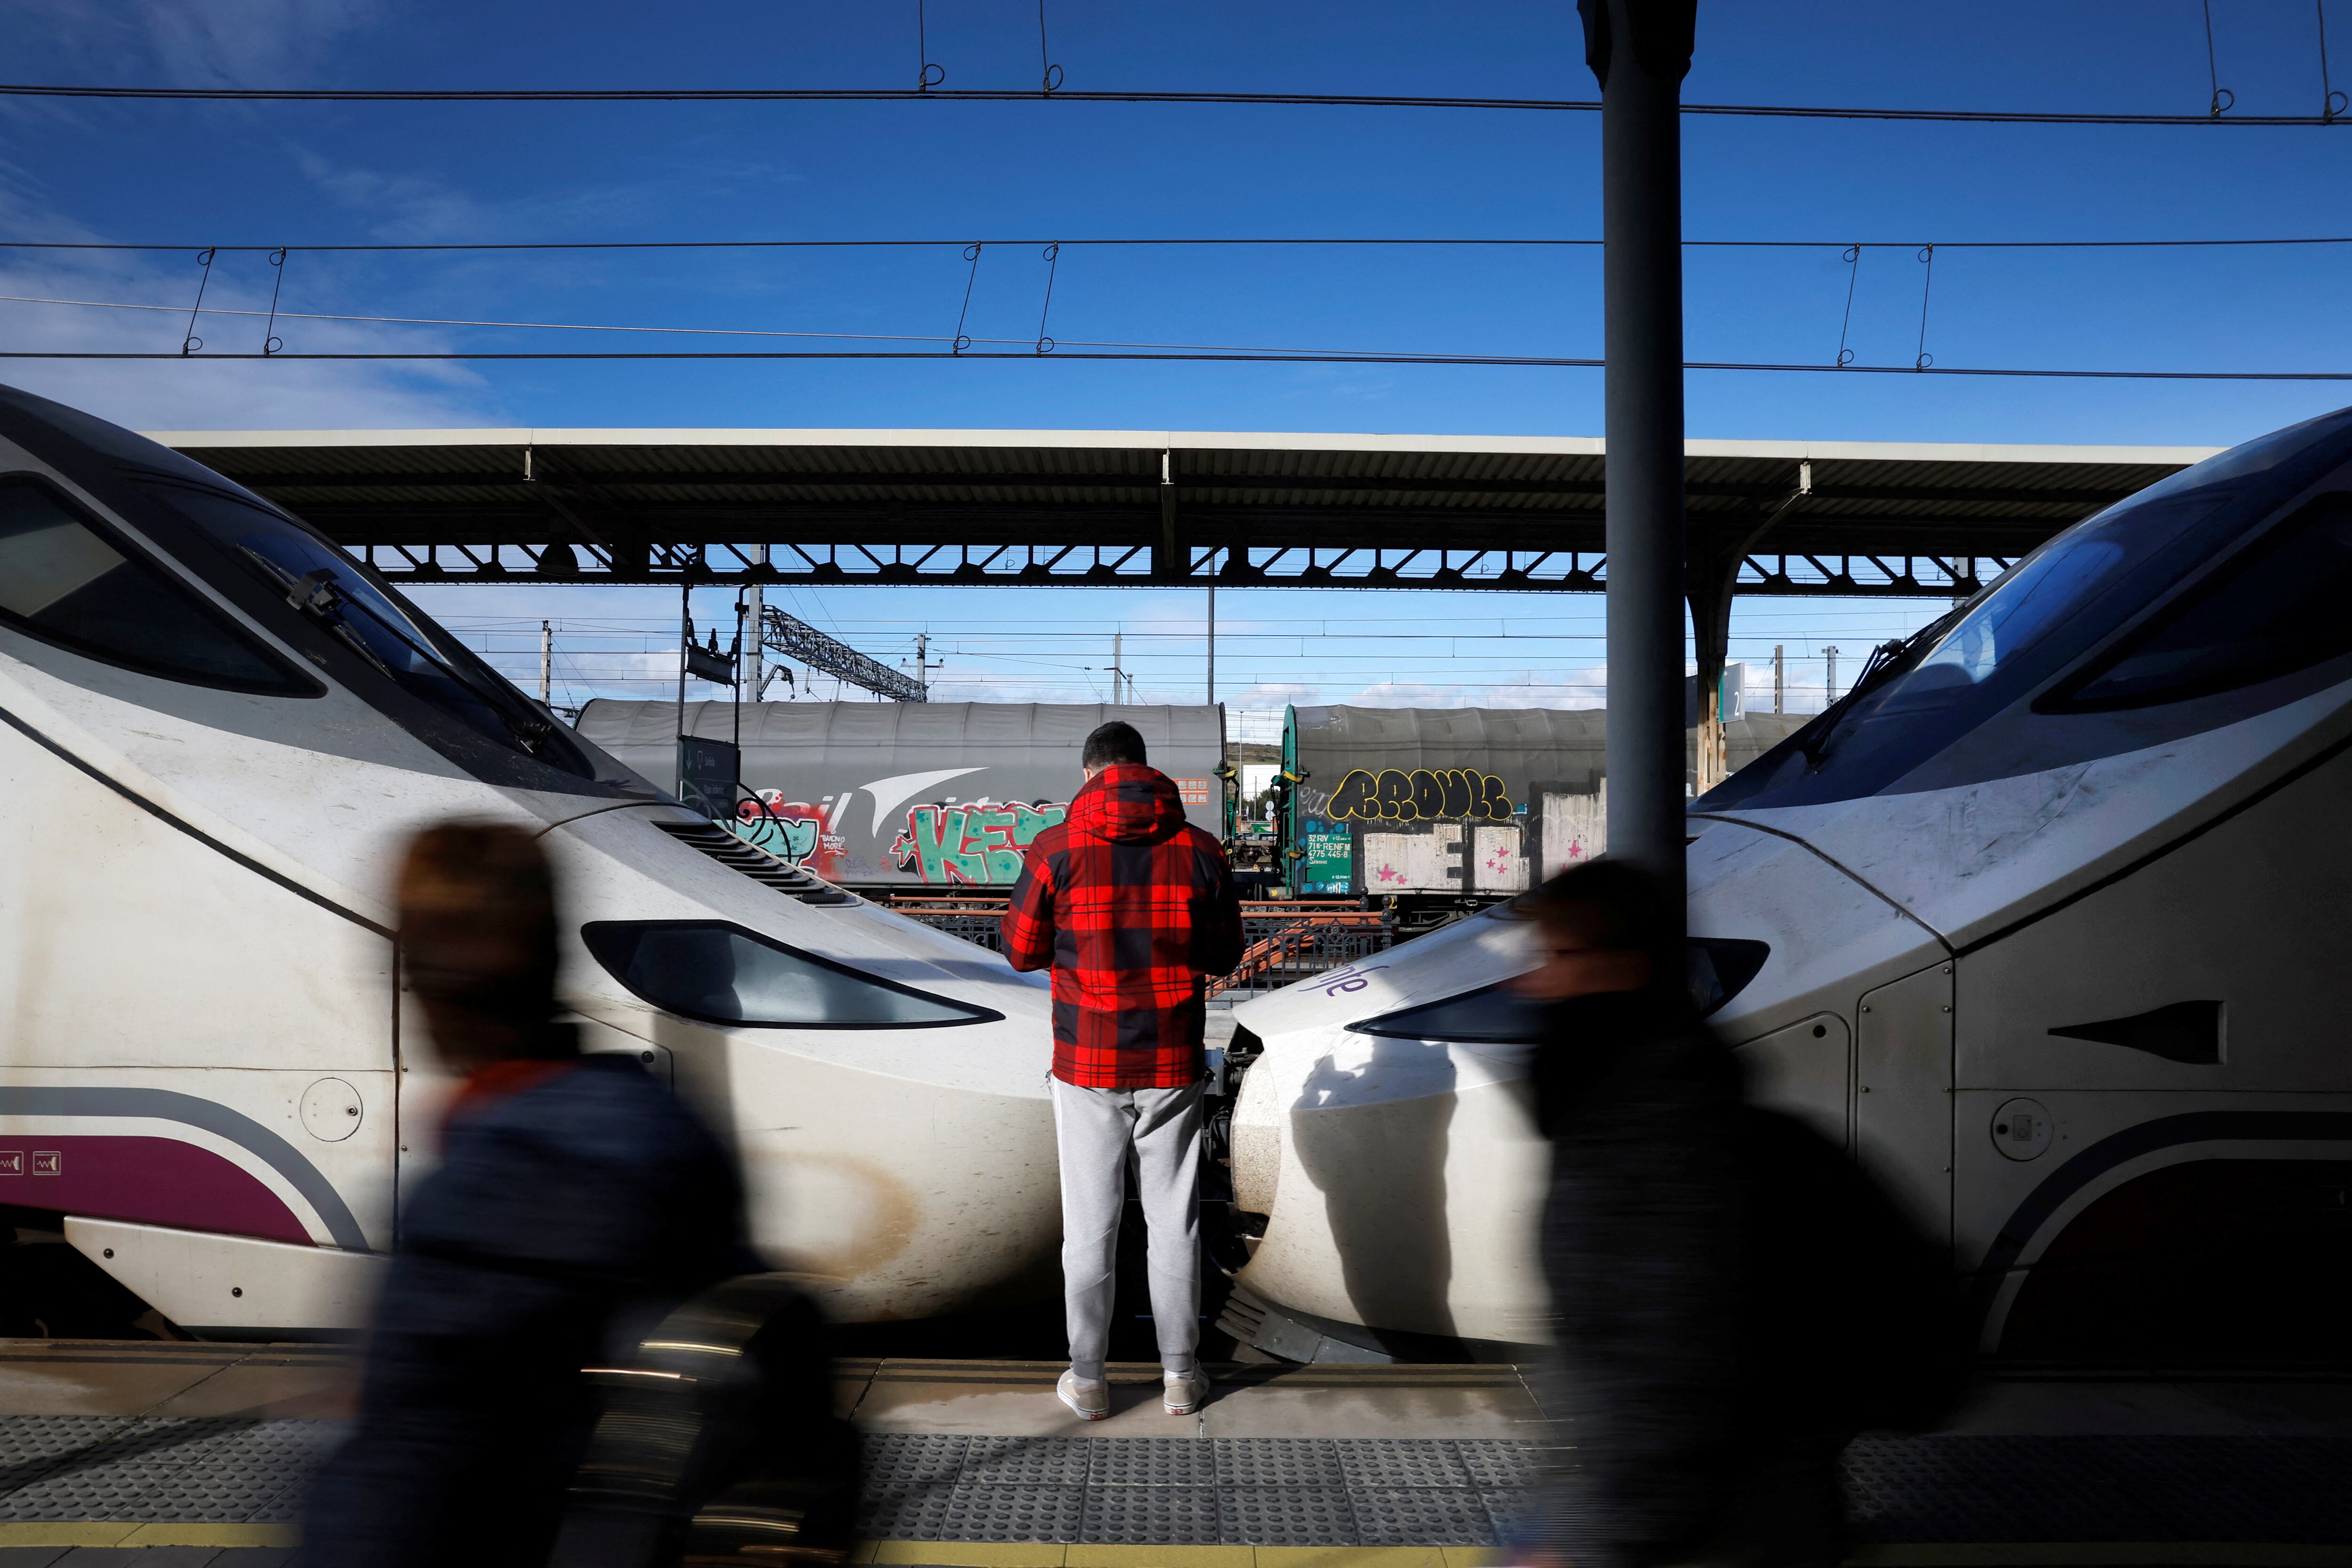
[1002,720,1244,1421]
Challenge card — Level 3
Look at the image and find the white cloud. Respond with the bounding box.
[0,227,497,429]
[1343,665,1609,710]
[12,0,385,88]
[288,151,662,246]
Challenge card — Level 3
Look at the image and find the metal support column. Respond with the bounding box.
[1584,0,1697,894]
[745,547,766,700]
[1207,559,1216,706]
[676,580,691,799]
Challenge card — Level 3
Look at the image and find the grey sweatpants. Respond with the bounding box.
[1049,1075,1204,1383]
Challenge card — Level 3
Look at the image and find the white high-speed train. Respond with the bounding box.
[0,383,1061,1337]
[1226,406,2352,1366]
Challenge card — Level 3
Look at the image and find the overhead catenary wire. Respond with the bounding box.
[15,287,2351,379]
[20,233,2352,253]
[10,344,2352,379]
[4,81,2352,124]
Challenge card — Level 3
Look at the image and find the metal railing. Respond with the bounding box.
[884,893,1011,952]
[1212,908,1393,998]
[882,893,1394,995]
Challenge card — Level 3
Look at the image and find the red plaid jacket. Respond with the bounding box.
[1001,764,1245,1088]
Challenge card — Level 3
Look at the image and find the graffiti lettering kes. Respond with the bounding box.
[731,798,840,876]
[1327,767,1512,823]
[889,801,1068,885]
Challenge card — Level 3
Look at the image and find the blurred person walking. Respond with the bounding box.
[304,822,751,1568]
[1519,860,1961,1568]
[1003,720,1244,1420]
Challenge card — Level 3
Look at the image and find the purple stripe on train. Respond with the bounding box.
[0,1137,311,1244]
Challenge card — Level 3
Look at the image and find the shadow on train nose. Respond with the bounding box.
[1289,1039,1459,1340]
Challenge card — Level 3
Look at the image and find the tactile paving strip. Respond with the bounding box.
[0,1416,131,1496]
[860,1433,969,1490]
[8,1413,2349,1552]
[1350,1484,1497,1547]
[1481,1486,1542,1541]
[1453,1438,1550,1490]
[1336,1437,1472,1488]
[1084,1484,1222,1545]
[1092,1438,1216,1487]
[1220,1484,1357,1545]
[897,1484,1086,1543]
[960,1436,1091,1487]
[0,1418,265,1523]
[1844,1436,2352,1544]
[1210,1436,1347,1488]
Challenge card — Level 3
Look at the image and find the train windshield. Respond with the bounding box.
[1706,407,2352,809]
[145,480,596,778]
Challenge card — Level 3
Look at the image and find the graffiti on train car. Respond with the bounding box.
[731,797,847,878]
[890,800,1070,884]
[1325,767,1513,823]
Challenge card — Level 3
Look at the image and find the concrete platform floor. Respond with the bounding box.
[0,1343,2349,1567]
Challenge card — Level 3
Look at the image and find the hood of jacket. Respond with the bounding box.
[1069,764,1190,846]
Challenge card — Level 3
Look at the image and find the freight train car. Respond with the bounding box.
[575,701,1226,893]
[1280,705,1806,907]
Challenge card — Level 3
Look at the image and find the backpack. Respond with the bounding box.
[549,1273,862,1568]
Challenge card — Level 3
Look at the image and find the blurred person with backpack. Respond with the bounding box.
[305,821,754,1568]
[1518,860,1964,1568]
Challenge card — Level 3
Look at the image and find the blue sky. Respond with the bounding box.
[5,0,2348,729]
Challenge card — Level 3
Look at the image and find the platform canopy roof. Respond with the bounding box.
[151,426,2220,599]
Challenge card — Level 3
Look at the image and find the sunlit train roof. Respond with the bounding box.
[149,426,2223,597]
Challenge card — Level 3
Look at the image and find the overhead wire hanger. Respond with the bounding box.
[2205,0,2235,115]
[2321,0,2348,119]
[952,242,981,353]
[1913,245,1936,370]
[1038,0,1062,93]
[262,247,288,354]
[1834,243,1861,366]
[1035,242,1059,353]
[180,247,214,355]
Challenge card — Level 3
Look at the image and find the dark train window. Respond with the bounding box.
[148,480,591,773]
[1688,938,1771,1018]
[2047,493,2352,710]
[0,477,314,694]
[1353,937,1770,1043]
[581,921,1001,1029]
[1351,983,1549,1044]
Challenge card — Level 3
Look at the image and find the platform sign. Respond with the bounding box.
[1299,822,1352,895]
[677,734,740,820]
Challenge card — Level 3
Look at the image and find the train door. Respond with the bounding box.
[1953,746,2352,1361]
[1854,961,1956,1250]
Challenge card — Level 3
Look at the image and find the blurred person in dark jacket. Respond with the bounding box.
[304,821,750,1568]
[1002,720,1244,1421]
[1519,860,1748,1568]
[1519,860,1960,1568]
[1515,860,1957,1568]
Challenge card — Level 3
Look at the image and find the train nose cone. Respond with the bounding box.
[714,999,1060,1321]
[1223,823,1950,1359]
[1225,911,1553,1349]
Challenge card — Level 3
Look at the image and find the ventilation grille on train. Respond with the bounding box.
[653,820,858,906]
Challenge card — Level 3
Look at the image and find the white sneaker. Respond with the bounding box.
[1163,1367,1210,1416]
[1057,1369,1110,1421]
